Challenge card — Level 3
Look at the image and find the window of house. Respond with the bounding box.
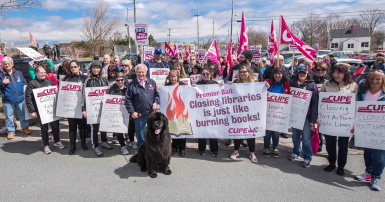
[331,43,338,48]
[348,44,354,48]
[361,42,369,48]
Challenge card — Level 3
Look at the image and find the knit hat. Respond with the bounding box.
[242,51,253,61]
[90,60,102,69]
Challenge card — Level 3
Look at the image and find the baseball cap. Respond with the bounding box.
[297,65,310,73]
[154,48,162,54]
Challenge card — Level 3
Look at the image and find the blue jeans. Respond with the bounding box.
[364,148,385,179]
[291,119,312,161]
[133,115,148,148]
[3,101,29,134]
[264,130,279,149]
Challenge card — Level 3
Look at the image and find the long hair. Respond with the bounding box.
[269,67,289,84]
[107,64,119,80]
[173,62,187,78]
[329,65,353,85]
[237,64,255,83]
[165,70,180,85]
[209,64,220,79]
[364,70,385,91]
[41,63,52,73]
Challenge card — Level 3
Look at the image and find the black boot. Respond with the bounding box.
[80,130,89,150]
[69,132,76,155]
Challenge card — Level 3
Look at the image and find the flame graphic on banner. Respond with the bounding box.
[166,86,188,122]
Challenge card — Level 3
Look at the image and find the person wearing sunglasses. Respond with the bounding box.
[82,60,111,157]
[228,51,262,82]
[107,72,132,155]
[289,65,319,168]
[63,60,89,155]
[320,65,358,175]
[184,56,199,76]
[375,57,385,72]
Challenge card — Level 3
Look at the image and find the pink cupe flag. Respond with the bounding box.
[268,20,278,64]
[206,39,222,74]
[227,40,234,74]
[186,46,191,60]
[173,44,180,59]
[280,15,316,61]
[237,11,249,61]
[165,41,174,56]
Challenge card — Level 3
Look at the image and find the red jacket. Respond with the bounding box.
[45,73,58,88]
[266,79,291,94]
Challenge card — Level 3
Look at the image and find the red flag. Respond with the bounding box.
[280,15,316,61]
[227,40,234,74]
[237,11,249,61]
[186,46,191,60]
[206,40,222,74]
[165,41,174,56]
[173,44,180,59]
[29,31,36,45]
[268,20,278,64]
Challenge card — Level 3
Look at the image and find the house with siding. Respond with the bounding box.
[329,26,371,53]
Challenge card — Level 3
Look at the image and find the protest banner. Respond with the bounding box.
[56,81,83,118]
[99,95,130,133]
[23,86,34,120]
[198,49,206,64]
[266,93,293,133]
[318,92,355,137]
[176,42,184,53]
[180,78,191,85]
[190,74,201,84]
[289,44,297,51]
[150,68,169,87]
[354,101,385,150]
[250,45,262,63]
[316,84,322,93]
[159,82,267,139]
[135,23,148,46]
[17,47,45,61]
[220,44,227,53]
[289,88,312,130]
[85,87,108,124]
[144,46,154,61]
[33,86,61,124]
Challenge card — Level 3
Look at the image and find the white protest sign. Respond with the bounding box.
[150,68,169,87]
[16,47,45,61]
[318,92,355,137]
[85,87,108,124]
[317,84,323,93]
[190,74,201,84]
[354,101,385,150]
[176,42,184,53]
[253,73,259,81]
[135,23,148,45]
[159,82,267,139]
[289,44,297,51]
[250,45,262,63]
[33,86,62,124]
[220,44,227,53]
[180,78,191,85]
[289,88,312,130]
[266,93,293,133]
[99,95,130,133]
[23,86,34,120]
[56,81,83,118]
[232,70,239,81]
[198,49,206,64]
[144,46,154,61]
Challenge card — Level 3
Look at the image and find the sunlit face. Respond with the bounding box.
[239,67,249,82]
[114,59,120,64]
[377,59,383,64]
[36,68,47,80]
[170,75,178,85]
[274,72,282,82]
[368,74,383,90]
[201,70,211,81]
[192,67,198,74]
[294,60,299,66]
[136,66,147,81]
[70,62,80,74]
[91,66,100,75]
[122,64,130,72]
[333,70,344,83]
[298,71,307,82]
[278,58,284,66]
[103,55,110,66]
[190,57,196,65]
[115,77,125,88]
[3,61,13,72]
[315,67,327,77]
[173,65,181,74]
[109,71,116,78]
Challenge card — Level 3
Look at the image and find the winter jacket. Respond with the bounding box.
[43,45,50,54]
[0,68,27,103]
[46,73,58,88]
[375,63,385,72]
[196,80,218,85]
[266,79,291,94]
[165,81,186,86]
[124,70,136,86]
[228,63,262,82]
[25,79,55,114]
[263,64,291,81]
[108,83,127,96]
[290,78,319,123]
[313,74,329,85]
[320,80,358,94]
[125,78,159,115]
[358,90,385,101]
[144,58,171,77]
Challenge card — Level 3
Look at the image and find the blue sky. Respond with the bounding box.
[0,0,379,47]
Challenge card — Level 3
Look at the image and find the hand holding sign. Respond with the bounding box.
[2,77,9,84]
[31,112,37,117]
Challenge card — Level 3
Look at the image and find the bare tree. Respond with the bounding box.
[359,8,385,35]
[0,0,43,16]
[293,12,323,46]
[371,27,385,50]
[62,44,86,60]
[247,27,268,49]
[81,0,121,55]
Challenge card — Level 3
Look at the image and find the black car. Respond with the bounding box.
[11,55,33,82]
[352,61,375,84]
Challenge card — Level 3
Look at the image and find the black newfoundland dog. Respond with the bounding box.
[129,112,172,178]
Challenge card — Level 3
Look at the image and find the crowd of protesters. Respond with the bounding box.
[1,49,385,191]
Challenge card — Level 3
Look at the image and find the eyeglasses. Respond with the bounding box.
[190,59,195,60]
[70,66,78,69]
[202,73,210,76]
[115,79,124,82]
[316,69,326,72]
[122,65,129,67]
[377,60,383,62]
[239,70,248,74]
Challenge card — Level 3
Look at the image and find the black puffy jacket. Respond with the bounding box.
[25,79,56,114]
[108,83,127,96]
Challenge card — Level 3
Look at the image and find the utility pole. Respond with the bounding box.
[126,8,131,54]
[213,18,215,41]
[230,0,234,41]
[133,0,137,23]
[168,29,171,43]
[194,10,201,48]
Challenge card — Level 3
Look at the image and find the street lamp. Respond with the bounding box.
[125,23,131,54]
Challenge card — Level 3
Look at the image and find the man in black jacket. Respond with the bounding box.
[228,51,263,82]
[43,43,51,59]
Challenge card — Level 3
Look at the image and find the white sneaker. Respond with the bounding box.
[101,142,113,150]
[355,171,372,181]
[44,146,51,154]
[121,146,129,155]
[129,141,137,149]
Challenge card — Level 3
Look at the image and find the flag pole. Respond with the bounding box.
[291,48,295,72]
[275,14,282,68]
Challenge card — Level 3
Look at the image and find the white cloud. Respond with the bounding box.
[45,0,70,10]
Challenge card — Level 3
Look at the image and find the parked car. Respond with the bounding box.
[280,51,303,60]
[362,55,377,63]
[330,51,354,58]
[351,61,375,85]
[335,58,362,65]
[78,60,92,75]
[317,50,331,56]
[12,55,33,82]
